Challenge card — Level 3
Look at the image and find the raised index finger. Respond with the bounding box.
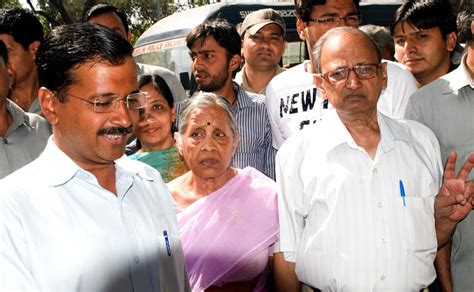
[443,152,458,181]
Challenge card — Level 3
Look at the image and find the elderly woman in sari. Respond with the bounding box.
[167,92,279,291]
[128,74,188,182]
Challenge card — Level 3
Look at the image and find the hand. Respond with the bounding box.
[435,152,474,246]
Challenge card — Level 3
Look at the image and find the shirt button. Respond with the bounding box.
[134,256,140,263]
[373,168,378,174]
[381,275,385,280]
[377,202,383,208]
[382,238,386,243]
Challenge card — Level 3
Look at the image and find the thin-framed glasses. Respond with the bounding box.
[320,64,381,85]
[67,91,149,113]
[307,15,360,26]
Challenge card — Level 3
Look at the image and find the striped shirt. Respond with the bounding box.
[176,83,276,179]
[276,110,442,291]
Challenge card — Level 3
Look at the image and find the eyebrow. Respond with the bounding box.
[318,11,358,17]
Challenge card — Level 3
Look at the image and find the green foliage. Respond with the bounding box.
[0,0,21,9]
[18,0,198,44]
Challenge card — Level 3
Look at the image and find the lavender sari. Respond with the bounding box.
[177,167,279,291]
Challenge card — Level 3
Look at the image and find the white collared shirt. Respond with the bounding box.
[0,138,190,291]
[276,110,442,291]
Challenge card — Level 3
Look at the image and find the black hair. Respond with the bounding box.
[457,10,473,43]
[186,18,241,59]
[36,23,133,101]
[0,8,44,50]
[390,0,457,40]
[294,0,360,21]
[84,4,129,34]
[0,40,8,63]
[138,74,174,108]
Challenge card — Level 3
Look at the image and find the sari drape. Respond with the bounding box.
[177,167,279,291]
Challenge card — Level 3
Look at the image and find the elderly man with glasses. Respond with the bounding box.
[274,27,474,291]
[0,23,190,291]
[265,0,417,152]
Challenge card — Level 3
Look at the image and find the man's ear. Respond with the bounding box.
[296,19,308,41]
[38,87,59,125]
[446,32,457,52]
[6,62,14,89]
[229,54,241,72]
[313,74,324,91]
[29,41,41,60]
[127,31,132,43]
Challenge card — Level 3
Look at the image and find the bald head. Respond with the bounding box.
[313,27,381,73]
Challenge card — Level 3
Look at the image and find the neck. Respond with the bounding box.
[187,167,237,197]
[306,40,316,73]
[0,101,12,137]
[415,56,451,87]
[244,65,279,93]
[215,80,237,106]
[337,109,380,159]
[52,135,118,195]
[466,44,474,79]
[140,135,175,152]
[11,77,39,111]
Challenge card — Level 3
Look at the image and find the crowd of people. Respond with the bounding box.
[0,0,472,291]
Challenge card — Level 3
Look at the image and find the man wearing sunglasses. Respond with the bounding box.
[0,23,190,291]
[265,0,418,151]
[274,27,474,291]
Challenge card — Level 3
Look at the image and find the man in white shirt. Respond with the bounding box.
[266,0,418,150]
[0,23,190,291]
[274,27,474,291]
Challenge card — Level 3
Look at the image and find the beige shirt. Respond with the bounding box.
[234,64,286,94]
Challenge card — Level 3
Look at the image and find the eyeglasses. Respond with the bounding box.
[320,64,381,84]
[307,15,360,26]
[67,92,149,113]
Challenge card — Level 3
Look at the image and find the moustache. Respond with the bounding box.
[97,126,133,136]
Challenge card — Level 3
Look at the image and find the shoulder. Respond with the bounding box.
[240,88,266,104]
[384,60,417,83]
[0,159,42,203]
[412,71,456,100]
[267,63,308,88]
[383,114,439,146]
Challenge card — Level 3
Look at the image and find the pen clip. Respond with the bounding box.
[163,230,171,256]
[399,180,406,207]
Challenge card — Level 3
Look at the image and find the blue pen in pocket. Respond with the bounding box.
[163,230,171,256]
[399,180,406,207]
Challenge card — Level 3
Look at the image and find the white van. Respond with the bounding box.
[134,2,401,91]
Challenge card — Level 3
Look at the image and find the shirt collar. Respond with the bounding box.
[443,53,474,92]
[42,137,154,187]
[6,99,35,134]
[233,82,256,109]
[238,64,285,94]
[321,109,412,153]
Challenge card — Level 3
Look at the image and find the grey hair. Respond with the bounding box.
[177,92,238,136]
[312,27,382,73]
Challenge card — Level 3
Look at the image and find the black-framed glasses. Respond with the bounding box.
[67,92,149,113]
[320,64,381,84]
[307,15,360,26]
